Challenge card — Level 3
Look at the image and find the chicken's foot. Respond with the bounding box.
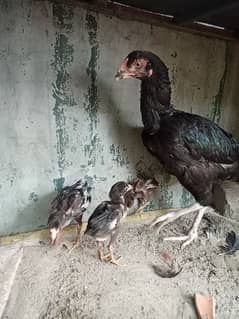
[49,230,71,249]
[164,207,208,248]
[97,242,122,265]
[150,203,201,232]
[150,203,209,247]
[103,245,122,265]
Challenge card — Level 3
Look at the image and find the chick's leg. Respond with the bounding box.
[68,221,82,254]
[104,230,122,265]
[75,223,82,247]
[135,198,149,215]
[51,229,63,245]
[50,230,72,249]
[74,216,83,246]
[97,241,105,261]
[106,244,122,265]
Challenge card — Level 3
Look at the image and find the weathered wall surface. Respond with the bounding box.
[0,0,239,235]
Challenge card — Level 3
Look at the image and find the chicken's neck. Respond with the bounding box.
[140,74,173,133]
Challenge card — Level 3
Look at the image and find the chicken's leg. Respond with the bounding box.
[164,206,208,248]
[150,203,201,231]
[103,244,122,265]
[97,241,106,261]
[96,241,120,265]
[150,203,209,247]
[68,222,82,254]
[103,231,122,265]
[50,229,65,246]
[50,230,72,249]
[135,199,149,215]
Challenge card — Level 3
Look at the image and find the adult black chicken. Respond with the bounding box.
[115,50,239,248]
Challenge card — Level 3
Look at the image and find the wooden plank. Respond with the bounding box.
[51,0,239,41]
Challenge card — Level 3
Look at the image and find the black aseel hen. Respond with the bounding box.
[116,51,239,247]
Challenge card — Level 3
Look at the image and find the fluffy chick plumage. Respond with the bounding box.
[48,179,91,245]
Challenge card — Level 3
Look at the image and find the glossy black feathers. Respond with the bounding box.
[128,50,239,207]
[221,231,239,254]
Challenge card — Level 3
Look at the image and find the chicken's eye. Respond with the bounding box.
[136,61,140,67]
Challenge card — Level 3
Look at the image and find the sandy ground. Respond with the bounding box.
[1,214,239,319]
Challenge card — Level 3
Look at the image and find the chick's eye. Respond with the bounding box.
[136,61,140,67]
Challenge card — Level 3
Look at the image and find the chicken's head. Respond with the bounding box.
[115,51,153,80]
[133,178,158,198]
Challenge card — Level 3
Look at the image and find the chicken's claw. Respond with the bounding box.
[105,254,122,265]
[99,252,123,265]
[164,230,198,249]
[68,240,81,254]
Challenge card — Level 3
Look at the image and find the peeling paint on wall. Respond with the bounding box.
[53,177,65,192]
[84,134,102,166]
[109,144,130,167]
[52,3,73,31]
[180,187,195,208]
[210,42,229,124]
[83,12,103,168]
[157,181,174,209]
[52,3,75,186]
[28,192,39,202]
[83,175,94,186]
[84,13,99,126]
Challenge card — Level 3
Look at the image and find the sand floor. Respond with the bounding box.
[1,214,239,319]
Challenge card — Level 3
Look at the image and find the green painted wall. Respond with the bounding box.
[0,0,239,235]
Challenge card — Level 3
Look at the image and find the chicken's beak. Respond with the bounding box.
[115,70,124,80]
[115,57,132,80]
[115,70,136,80]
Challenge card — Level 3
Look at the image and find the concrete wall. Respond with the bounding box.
[0,0,239,236]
